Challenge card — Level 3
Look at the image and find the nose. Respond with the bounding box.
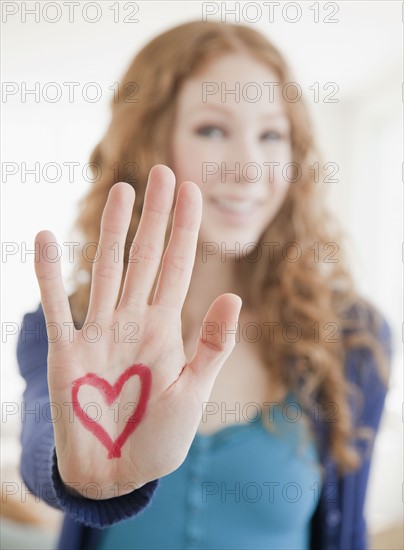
[220,133,262,185]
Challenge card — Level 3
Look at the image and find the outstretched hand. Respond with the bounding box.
[34,164,242,499]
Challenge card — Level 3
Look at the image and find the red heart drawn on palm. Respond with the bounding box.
[72,364,151,459]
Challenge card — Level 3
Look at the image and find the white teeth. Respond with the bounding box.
[214,199,256,213]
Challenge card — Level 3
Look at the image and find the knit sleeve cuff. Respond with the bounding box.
[28,425,159,528]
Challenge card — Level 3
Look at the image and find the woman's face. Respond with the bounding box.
[170,53,293,252]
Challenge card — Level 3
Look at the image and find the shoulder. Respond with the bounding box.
[341,298,392,349]
[341,298,393,382]
[341,297,393,428]
[17,302,46,332]
[16,302,47,376]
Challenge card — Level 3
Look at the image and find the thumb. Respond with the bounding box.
[185,293,242,391]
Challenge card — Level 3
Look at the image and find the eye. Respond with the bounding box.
[195,125,226,138]
[260,130,283,141]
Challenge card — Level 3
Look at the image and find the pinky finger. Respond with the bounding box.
[34,230,74,345]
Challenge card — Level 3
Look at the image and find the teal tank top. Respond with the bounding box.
[98,391,322,549]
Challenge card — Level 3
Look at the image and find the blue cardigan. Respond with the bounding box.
[16,302,392,549]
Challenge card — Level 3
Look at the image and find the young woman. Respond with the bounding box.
[17,20,392,550]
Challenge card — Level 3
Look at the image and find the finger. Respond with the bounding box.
[117,165,176,309]
[86,182,135,323]
[183,293,242,392]
[152,180,202,310]
[34,230,74,346]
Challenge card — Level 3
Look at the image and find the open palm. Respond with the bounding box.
[34,165,242,499]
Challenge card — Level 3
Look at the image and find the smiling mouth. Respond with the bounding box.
[210,196,261,215]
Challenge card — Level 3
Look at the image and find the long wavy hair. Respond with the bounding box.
[66,20,390,473]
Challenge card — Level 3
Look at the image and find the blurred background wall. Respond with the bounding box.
[2,1,402,548]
